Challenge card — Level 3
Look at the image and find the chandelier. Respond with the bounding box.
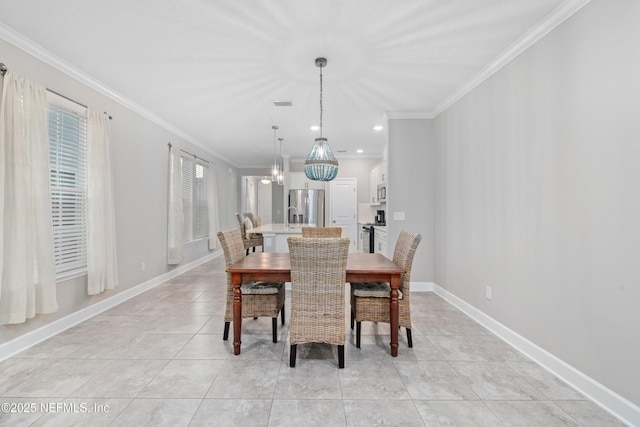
[277,137,284,185]
[271,125,279,182]
[304,57,338,181]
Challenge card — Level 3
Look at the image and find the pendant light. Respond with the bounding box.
[271,125,279,182]
[277,137,284,186]
[304,57,338,181]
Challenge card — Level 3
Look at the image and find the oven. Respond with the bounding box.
[362,225,374,253]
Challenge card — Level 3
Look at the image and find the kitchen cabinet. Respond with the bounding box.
[289,172,325,190]
[374,226,387,256]
[369,161,387,204]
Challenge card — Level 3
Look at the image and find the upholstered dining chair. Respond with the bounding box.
[217,229,285,343]
[350,230,422,349]
[287,236,350,368]
[301,227,342,237]
[235,213,263,255]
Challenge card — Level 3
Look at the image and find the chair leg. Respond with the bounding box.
[356,322,361,349]
[338,345,344,369]
[350,309,354,329]
[280,304,285,325]
[290,344,297,367]
[223,321,230,341]
[272,317,277,343]
[252,247,256,253]
[246,248,249,255]
[406,328,413,348]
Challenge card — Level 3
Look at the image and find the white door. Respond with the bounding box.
[330,178,357,251]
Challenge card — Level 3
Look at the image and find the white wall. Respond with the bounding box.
[388,119,435,283]
[435,0,640,408]
[0,37,239,343]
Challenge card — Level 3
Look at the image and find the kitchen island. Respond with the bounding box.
[250,223,303,252]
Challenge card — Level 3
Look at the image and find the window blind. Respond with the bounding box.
[194,162,209,239]
[49,103,88,275]
[181,156,194,243]
[179,155,209,244]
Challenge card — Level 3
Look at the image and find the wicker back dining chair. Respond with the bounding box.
[287,236,350,368]
[350,230,422,349]
[236,213,263,255]
[218,229,285,343]
[301,227,342,237]
[244,212,257,227]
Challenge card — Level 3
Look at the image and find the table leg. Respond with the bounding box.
[389,274,400,357]
[232,272,242,355]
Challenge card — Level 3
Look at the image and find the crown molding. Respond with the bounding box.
[0,22,236,167]
[384,110,435,120]
[433,0,592,117]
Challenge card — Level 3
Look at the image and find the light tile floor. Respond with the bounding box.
[0,257,626,426]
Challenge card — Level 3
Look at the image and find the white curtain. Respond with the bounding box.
[86,110,118,295]
[0,71,58,324]
[167,145,184,264]
[207,162,220,249]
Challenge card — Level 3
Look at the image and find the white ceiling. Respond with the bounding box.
[0,0,573,167]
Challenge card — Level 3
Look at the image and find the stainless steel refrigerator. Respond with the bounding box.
[288,189,325,226]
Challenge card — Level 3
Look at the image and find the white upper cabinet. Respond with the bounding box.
[289,172,325,190]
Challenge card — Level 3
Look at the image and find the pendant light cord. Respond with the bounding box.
[319,64,323,139]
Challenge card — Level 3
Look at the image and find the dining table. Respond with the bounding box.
[226,251,405,357]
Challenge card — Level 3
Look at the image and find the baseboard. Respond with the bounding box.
[433,284,639,427]
[0,250,222,361]
[410,281,434,292]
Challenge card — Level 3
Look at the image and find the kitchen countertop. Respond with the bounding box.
[250,223,304,234]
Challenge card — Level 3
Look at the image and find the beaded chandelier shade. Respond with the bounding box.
[304,57,338,181]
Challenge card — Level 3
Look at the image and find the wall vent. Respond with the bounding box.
[273,100,293,107]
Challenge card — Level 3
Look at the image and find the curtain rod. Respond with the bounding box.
[167,142,211,164]
[0,61,112,119]
[47,88,88,108]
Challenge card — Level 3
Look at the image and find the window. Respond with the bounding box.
[48,96,88,276]
[181,155,209,243]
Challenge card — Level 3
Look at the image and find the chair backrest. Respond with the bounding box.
[235,212,251,239]
[217,228,246,268]
[392,230,422,294]
[244,212,258,227]
[288,236,350,344]
[301,227,342,237]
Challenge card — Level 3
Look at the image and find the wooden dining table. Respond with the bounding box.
[227,252,405,356]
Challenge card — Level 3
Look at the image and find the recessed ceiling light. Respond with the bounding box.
[373,125,384,131]
[310,125,320,131]
[356,149,364,153]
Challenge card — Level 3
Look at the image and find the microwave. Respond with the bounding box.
[377,183,387,203]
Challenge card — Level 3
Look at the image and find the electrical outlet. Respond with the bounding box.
[485,286,492,300]
[141,261,146,272]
